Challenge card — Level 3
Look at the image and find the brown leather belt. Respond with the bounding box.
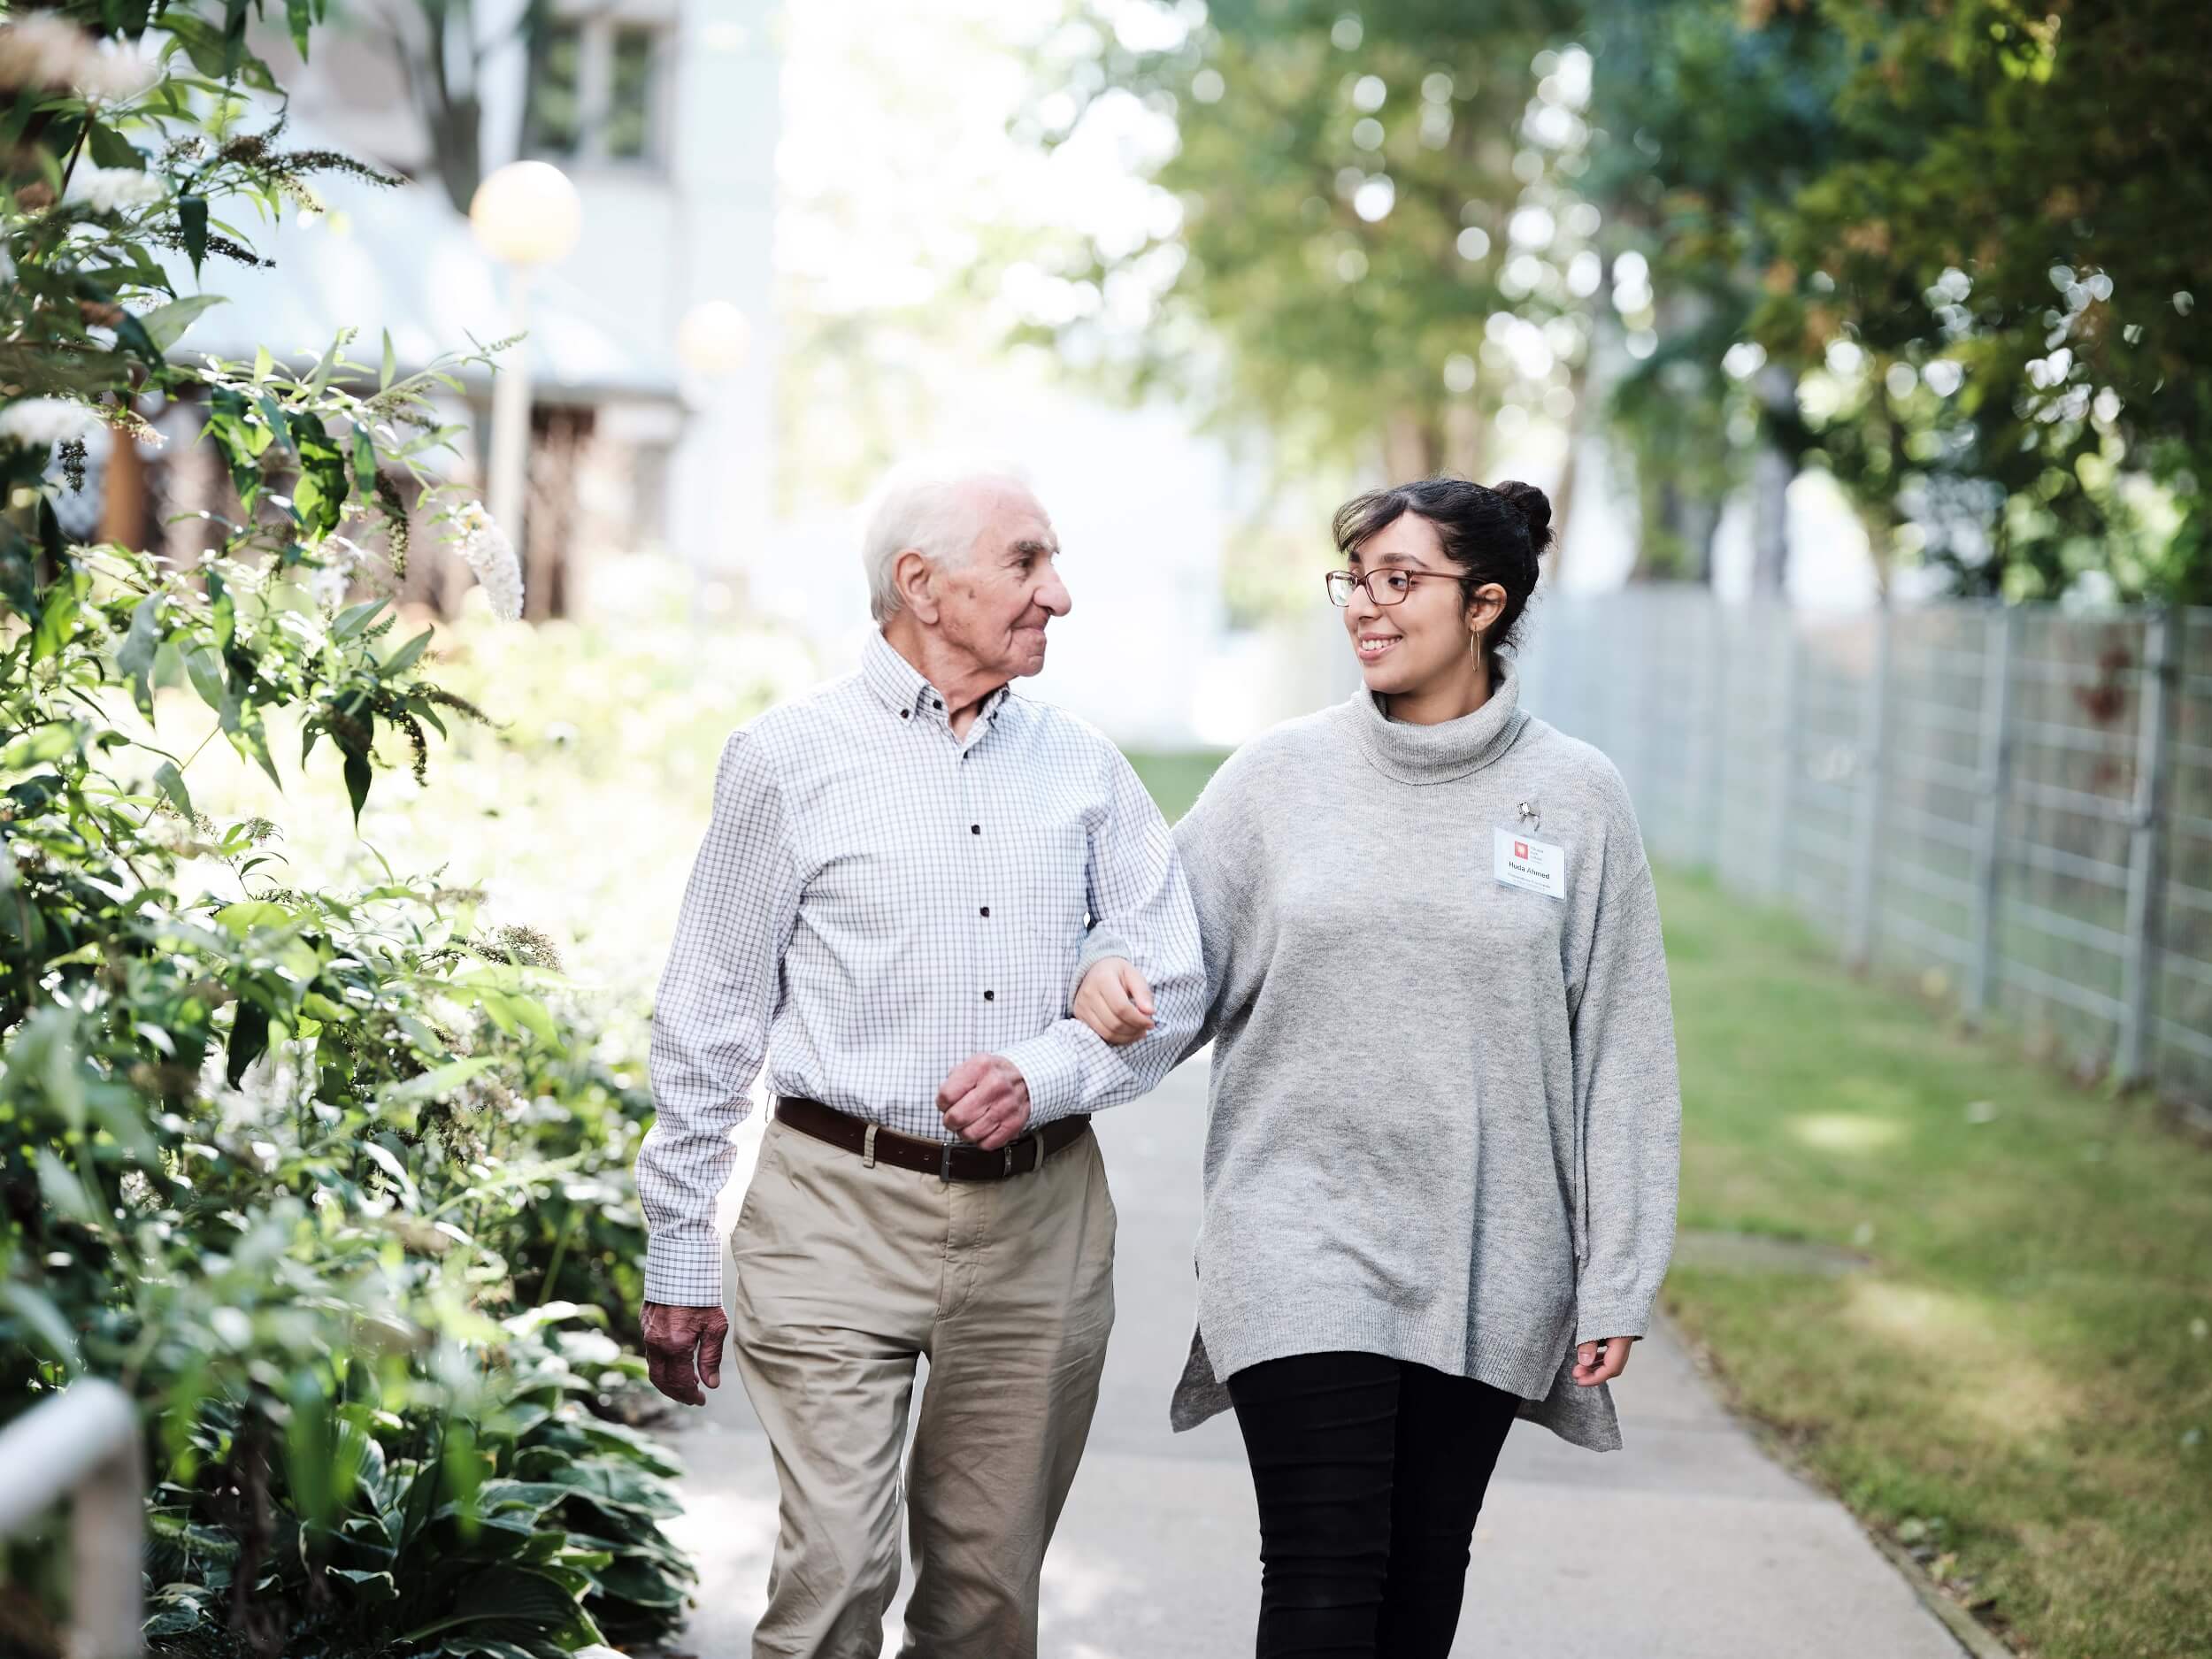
[773,1096,1091,1181]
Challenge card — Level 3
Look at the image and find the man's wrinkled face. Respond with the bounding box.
[933,483,1070,682]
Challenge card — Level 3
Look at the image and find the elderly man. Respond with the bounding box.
[636,456,1203,1658]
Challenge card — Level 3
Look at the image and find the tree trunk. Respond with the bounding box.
[1382,409,1441,483]
[1749,363,1796,598]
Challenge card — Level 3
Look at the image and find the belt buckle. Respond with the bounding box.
[940,1141,955,1183]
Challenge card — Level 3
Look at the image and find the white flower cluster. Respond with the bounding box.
[450,500,526,621]
[67,165,166,214]
[0,15,155,100]
[0,397,100,450]
[308,549,357,611]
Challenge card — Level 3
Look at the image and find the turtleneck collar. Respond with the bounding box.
[1345,656,1532,786]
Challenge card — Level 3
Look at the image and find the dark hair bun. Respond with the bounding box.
[1494,480,1554,556]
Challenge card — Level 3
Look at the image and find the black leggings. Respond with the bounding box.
[1226,1351,1519,1659]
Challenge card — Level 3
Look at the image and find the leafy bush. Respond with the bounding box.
[0,4,692,1654]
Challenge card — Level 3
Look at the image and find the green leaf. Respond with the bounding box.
[83,119,142,170]
[153,760,195,821]
[115,593,163,715]
[383,626,434,675]
[180,195,208,277]
[353,423,376,494]
[286,0,315,58]
[185,649,238,732]
[0,1284,83,1372]
[236,720,282,792]
[35,1148,102,1227]
[326,1567,397,1602]
[255,394,292,454]
[286,1369,335,1525]
[111,307,165,368]
[333,597,389,641]
[214,900,292,935]
[0,725,81,768]
[30,573,82,664]
[141,295,227,353]
[342,746,371,825]
[380,328,396,390]
[380,1056,497,1108]
[224,999,270,1087]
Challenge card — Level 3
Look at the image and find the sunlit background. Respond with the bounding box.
[12,2,2212,1655]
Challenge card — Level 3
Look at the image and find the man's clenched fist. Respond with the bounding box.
[938,1054,1033,1149]
[641,1301,728,1406]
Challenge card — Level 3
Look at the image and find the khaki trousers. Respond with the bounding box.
[727,1117,1118,1659]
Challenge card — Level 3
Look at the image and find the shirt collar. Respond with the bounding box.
[862,630,1015,728]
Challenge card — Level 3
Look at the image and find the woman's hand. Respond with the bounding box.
[1074,956,1156,1046]
[1571,1335,1635,1387]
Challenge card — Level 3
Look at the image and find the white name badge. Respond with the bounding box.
[1494,826,1567,900]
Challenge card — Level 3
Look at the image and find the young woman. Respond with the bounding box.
[1072,477,1681,1658]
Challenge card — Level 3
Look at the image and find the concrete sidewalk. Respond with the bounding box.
[659,1064,1967,1657]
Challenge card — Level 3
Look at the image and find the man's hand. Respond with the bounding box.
[1072,957,1156,1048]
[938,1054,1033,1149]
[641,1301,728,1406]
[1571,1335,1635,1387]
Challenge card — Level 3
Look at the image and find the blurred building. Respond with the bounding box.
[98,0,780,618]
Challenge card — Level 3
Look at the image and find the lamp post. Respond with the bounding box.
[675,298,752,580]
[468,160,583,561]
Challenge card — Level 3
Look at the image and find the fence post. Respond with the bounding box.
[1967,603,2016,1022]
[0,1379,143,1659]
[2117,608,2178,1086]
[1770,609,1801,901]
[1847,605,1893,968]
[1701,600,1729,872]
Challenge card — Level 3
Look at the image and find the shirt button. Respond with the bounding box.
[979,906,990,918]
[933,697,943,709]
[983,989,995,1002]
[899,709,910,719]
[971,824,980,835]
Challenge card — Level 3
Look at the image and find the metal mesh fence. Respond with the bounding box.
[1520,591,2211,1108]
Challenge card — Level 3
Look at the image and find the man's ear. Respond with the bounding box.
[894,548,939,625]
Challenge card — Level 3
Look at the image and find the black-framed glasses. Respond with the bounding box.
[1325,567,1454,607]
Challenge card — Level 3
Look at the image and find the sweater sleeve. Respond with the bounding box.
[1568,794,1682,1346]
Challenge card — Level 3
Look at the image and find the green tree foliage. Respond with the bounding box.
[1744,0,2211,601]
[0,5,690,1654]
[1025,0,2208,601]
[1020,1,1586,485]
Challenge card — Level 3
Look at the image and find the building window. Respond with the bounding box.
[522,14,667,167]
[522,20,586,157]
[604,27,657,160]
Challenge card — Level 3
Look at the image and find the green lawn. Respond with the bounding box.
[1129,751,2212,1659]
[1657,869,2211,1659]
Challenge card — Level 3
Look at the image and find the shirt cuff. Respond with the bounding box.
[997,1030,1086,1128]
[643,1231,726,1308]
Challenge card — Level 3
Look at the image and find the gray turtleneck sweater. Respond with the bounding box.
[1087,661,1680,1451]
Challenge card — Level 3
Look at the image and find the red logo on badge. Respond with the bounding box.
[1514,841,1529,860]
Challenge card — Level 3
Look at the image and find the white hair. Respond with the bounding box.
[860,453,1035,626]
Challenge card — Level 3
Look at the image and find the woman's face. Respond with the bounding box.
[1340,512,1488,696]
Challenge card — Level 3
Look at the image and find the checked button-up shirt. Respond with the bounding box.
[638,630,1207,1305]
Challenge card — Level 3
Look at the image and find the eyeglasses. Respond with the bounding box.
[1325,567,1455,607]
